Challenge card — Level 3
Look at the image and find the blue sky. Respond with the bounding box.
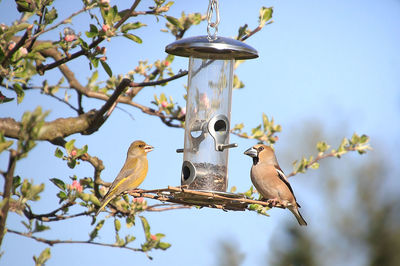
[1,0,400,265]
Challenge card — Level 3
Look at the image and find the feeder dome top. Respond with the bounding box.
[165,35,258,60]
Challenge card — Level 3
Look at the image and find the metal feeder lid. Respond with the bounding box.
[165,35,258,60]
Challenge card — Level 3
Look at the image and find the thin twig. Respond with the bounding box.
[286,147,361,178]
[29,4,97,42]
[130,70,188,88]
[37,0,142,74]
[47,91,80,113]
[8,229,144,252]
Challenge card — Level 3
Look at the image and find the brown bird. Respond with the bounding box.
[244,144,307,226]
[95,140,154,216]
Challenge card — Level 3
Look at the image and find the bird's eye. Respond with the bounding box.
[258,146,264,152]
[138,144,145,148]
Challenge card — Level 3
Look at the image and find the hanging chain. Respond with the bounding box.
[207,0,220,41]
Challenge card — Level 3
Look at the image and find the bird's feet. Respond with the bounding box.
[267,198,280,208]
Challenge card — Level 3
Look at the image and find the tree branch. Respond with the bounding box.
[0,110,97,144]
[84,78,131,134]
[0,149,18,247]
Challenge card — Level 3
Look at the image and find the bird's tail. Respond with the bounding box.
[289,207,307,226]
[95,195,114,216]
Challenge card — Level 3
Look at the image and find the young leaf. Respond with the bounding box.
[13,83,25,104]
[65,139,75,154]
[50,178,66,190]
[121,22,146,33]
[166,16,183,30]
[123,33,142,43]
[100,60,113,77]
[33,248,51,266]
[140,216,151,239]
[54,148,63,158]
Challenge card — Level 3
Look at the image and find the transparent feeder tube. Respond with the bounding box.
[181,57,234,191]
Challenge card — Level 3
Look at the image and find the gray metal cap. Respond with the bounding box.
[165,35,258,60]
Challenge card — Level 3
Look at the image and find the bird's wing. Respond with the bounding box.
[275,167,301,208]
[103,157,140,199]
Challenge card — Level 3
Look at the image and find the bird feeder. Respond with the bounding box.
[165,0,258,192]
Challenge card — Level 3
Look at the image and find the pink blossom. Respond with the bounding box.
[161,101,168,108]
[70,149,77,156]
[100,56,107,62]
[150,235,157,241]
[96,46,106,54]
[64,34,76,42]
[100,0,110,4]
[133,197,144,203]
[102,24,110,32]
[163,60,170,67]
[180,107,186,116]
[137,197,144,203]
[71,180,83,192]
[7,41,16,51]
[20,47,28,55]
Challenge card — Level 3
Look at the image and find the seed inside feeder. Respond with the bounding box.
[188,162,227,191]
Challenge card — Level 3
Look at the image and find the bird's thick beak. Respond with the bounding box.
[244,147,258,158]
[144,145,154,153]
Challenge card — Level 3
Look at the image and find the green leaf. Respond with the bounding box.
[123,33,142,43]
[65,139,75,154]
[125,235,136,244]
[89,24,98,33]
[121,22,146,33]
[166,16,183,30]
[164,1,174,9]
[3,23,31,40]
[20,180,45,201]
[310,162,320,169]
[79,192,90,202]
[359,134,369,144]
[89,220,105,241]
[33,248,51,266]
[316,141,330,153]
[54,148,63,158]
[262,113,269,130]
[100,60,113,77]
[85,31,97,38]
[44,7,58,24]
[50,178,66,190]
[75,144,88,157]
[90,194,101,206]
[33,220,50,233]
[57,191,67,203]
[259,6,273,26]
[140,216,151,239]
[88,70,99,85]
[158,242,171,250]
[114,219,121,232]
[0,140,13,154]
[91,57,99,68]
[31,42,53,53]
[67,159,76,169]
[13,83,25,104]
